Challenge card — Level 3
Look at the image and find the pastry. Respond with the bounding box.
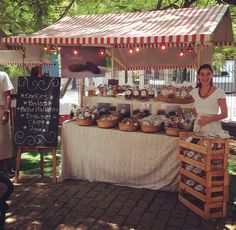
[86,61,100,74]
[68,64,87,72]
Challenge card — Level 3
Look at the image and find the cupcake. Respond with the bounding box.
[133,89,140,99]
[124,88,133,100]
[140,89,148,101]
[148,89,155,99]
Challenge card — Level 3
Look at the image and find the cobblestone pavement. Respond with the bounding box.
[2,175,235,230]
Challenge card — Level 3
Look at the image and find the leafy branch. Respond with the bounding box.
[58,0,76,21]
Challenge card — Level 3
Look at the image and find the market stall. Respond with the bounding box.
[1,5,234,191]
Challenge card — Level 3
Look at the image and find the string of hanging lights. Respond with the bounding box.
[42,46,106,58]
[127,42,195,57]
[42,43,195,58]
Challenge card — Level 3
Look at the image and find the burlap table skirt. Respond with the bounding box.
[59,121,180,191]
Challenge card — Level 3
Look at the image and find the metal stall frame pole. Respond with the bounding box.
[79,78,85,107]
[105,49,126,70]
[194,46,201,71]
[111,48,115,79]
[22,48,26,76]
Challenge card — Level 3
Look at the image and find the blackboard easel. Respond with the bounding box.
[15,146,57,184]
[14,77,60,184]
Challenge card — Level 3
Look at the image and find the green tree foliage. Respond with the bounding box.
[0,0,72,35]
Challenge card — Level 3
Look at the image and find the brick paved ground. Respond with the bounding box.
[2,175,235,230]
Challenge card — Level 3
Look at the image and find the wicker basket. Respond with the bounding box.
[96,119,117,128]
[165,127,180,136]
[139,97,149,102]
[140,124,160,133]
[119,122,138,132]
[157,94,193,104]
[77,118,95,126]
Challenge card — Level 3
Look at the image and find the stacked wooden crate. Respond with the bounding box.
[178,132,229,220]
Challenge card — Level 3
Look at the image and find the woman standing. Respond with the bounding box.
[190,64,229,137]
[0,71,14,177]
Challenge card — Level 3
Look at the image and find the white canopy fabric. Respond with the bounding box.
[0,44,53,66]
[0,5,234,46]
[0,29,52,66]
[113,46,213,70]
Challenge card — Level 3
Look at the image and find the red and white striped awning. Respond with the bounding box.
[0,5,233,46]
[116,65,194,71]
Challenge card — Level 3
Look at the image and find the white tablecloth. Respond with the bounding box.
[83,96,193,115]
[59,121,180,191]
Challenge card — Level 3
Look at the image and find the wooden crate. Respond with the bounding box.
[180,165,228,188]
[179,154,227,172]
[179,192,226,220]
[179,132,229,153]
[178,132,229,220]
[179,179,228,203]
[179,132,229,172]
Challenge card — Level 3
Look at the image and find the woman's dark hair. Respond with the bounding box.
[30,66,40,78]
[196,64,213,88]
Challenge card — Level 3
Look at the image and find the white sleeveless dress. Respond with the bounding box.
[190,88,230,138]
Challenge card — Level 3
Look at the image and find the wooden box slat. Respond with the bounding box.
[180,167,227,187]
[179,155,206,171]
[179,140,207,154]
[179,194,226,220]
[180,168,206,186]
[179,182,226,203]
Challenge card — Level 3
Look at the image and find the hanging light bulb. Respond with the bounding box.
[129,48,133,54]
[57,46,61,51]
[73,50,78,55]
[187,46,193,53]
[179,49,184,57]
[43,46,48,51]
[135,47,140,52]
[99,49,105,56]
[161,44,166,50]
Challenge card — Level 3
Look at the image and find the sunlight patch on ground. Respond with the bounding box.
[225,224,236,230]
[5,216,16,223]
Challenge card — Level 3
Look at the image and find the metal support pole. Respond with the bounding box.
[79,78,85,106]
[111,48,115,79]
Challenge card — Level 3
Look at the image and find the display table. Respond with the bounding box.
[59,121,180,191]
[83,96,193,115]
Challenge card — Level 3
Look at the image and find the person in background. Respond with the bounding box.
[190,64,229,138]
[0,71,15,178]
[30,65,42,78]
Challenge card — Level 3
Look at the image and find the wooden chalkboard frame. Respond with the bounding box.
[14,77,61,147]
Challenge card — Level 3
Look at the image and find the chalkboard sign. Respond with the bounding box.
[116,103,131,117]
[97,103,110,113]
[14,77,61,147]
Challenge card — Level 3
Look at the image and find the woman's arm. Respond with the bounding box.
[1,91,11,125]
[198,98,228,128]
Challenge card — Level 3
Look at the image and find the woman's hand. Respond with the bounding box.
[197,116,210,128]
[1,112,9,125]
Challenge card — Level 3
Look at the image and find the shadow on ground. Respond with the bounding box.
[2,175,236,230]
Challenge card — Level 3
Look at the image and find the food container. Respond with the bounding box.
[77,118,95,126]
[165,127,180,137]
